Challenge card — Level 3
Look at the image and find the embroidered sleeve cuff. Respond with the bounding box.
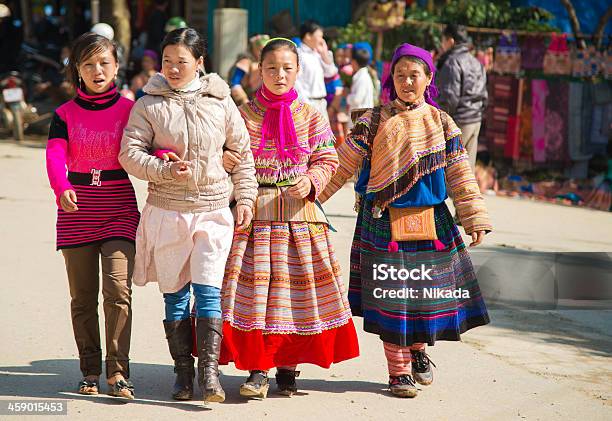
[460,218,493,235]
[306,172,323,202]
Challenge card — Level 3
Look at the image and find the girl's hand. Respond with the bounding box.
[169,161,193,180]
[470,231,486,247]
[222,149,241,173]
[161,151,181,162]
[60,189,78,212]
[153,149,180,162]
[235,204,253,230]
[287,176,313,199]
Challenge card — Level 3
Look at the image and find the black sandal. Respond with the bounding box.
[275,369,300,396]
[108,378,135,400]
[78,378,99,395]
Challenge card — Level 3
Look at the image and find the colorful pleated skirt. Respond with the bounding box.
[349,199,490,347]
[220,220,360,370]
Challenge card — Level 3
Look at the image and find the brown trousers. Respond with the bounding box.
[61,240,134,378]
[458,121,482,172]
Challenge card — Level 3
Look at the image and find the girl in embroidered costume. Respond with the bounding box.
[120,28,258,404]
[319,44,492,398]
[45,33,140,399]
[220,38,360,398]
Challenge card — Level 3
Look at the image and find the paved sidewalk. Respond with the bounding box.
[0,142,610,420]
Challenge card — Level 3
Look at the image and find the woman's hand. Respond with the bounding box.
[287,176,313,199]
[169,161,193,181]
[316,39,332,64]
[160,151,181,162]
[60,189,78,212]
[235,204,253,230]
[469,231,486,247]
[222,149,241,173]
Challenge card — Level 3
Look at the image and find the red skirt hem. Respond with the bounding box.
[219,319,360,371]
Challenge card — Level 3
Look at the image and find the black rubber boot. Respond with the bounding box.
[196,318,225,403]
[163,319,195,400]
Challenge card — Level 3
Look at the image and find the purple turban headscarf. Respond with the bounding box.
[143,49,159,63]
[143,49,160,71]
[382,43,439,108]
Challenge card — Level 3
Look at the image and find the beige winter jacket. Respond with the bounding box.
[119,73,258,213]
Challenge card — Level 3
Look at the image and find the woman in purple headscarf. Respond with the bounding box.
[130,49,160,99]
[320,44,492,398]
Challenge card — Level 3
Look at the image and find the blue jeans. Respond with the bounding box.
[163,283,221,321]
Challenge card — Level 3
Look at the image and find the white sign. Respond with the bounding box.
[2,88,24,103]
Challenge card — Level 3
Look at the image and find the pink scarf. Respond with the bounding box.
[254,85,308,163]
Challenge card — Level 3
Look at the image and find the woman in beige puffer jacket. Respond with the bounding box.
[119,28,257,404]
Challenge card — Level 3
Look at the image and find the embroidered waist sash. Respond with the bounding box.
[253,186,329,224]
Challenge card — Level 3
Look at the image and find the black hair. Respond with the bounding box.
[66,32,118,86]
[392,56,432,77]
[260,38,299,65]
[161,28,207,60]
[352,48,370,68]
[300,20,323,40]
[443,24,469,45]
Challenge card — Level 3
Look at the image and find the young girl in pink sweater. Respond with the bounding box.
[46,32,139,399]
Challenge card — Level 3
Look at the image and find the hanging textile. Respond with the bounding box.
[544,80,569,164]
[504,78,524,160]
[531,79,548,163]
[518,78,533,161]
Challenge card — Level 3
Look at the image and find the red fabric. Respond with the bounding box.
[504,115,521,160]
[219,319,360,371]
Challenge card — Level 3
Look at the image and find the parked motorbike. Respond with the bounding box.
[0,71,39,141]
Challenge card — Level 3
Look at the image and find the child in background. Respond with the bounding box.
[346,47,374,118]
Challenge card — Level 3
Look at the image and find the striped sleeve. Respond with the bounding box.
[305,110,339,201]
[442,112,492,234]
[46,112,73,205]
[318,110,372,204]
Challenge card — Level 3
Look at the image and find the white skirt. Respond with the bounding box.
[133,204,234,293]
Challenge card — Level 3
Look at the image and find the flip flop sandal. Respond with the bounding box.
[108,379,135,400]
[78,379,99,395]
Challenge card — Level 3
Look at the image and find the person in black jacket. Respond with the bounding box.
[146,0,169,56]
[437,24,488,172]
